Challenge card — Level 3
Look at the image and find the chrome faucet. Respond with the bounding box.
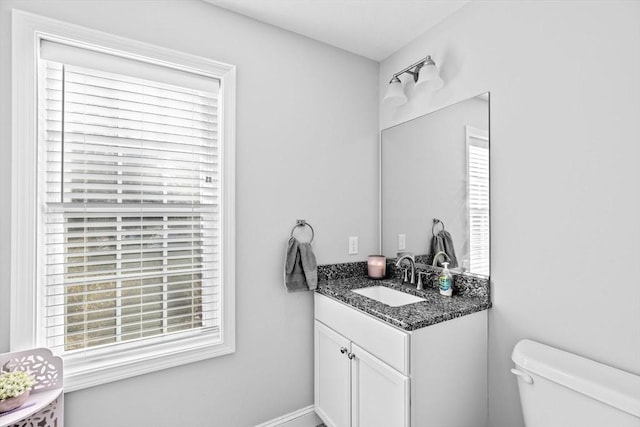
[395,254,416,285]
[432,251,451,267]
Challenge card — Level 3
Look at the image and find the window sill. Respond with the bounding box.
[62,331,234,392]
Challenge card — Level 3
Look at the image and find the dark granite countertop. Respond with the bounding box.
[316,276,491,331]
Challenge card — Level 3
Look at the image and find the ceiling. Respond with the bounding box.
[202,0,468,61]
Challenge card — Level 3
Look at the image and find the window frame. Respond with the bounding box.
[465,125,490,277]
[11,10,236,392]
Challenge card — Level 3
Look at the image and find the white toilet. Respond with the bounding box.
[511,339,640,427]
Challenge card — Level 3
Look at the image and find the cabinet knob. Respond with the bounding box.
[347,352,356,360]
[340,347,348,354]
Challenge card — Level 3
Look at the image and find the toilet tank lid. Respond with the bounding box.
[512,339,640,417]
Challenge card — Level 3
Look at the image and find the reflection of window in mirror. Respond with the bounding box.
[466,126,490,276]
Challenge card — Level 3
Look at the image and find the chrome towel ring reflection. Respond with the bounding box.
[291,219,314,243]
[432,218,445,236]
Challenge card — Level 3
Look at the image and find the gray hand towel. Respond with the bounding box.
[430,230,458,268]
[439,230,458,268]
[298,242,318,290]
[284,237,318,292]
[431,233,443,257]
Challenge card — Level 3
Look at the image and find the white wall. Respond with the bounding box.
[0,1,379,425]
[380,1,640,426]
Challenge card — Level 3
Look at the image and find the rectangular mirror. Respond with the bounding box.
[381,93,490,277]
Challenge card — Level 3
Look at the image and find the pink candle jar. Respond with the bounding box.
[367,255,386,279]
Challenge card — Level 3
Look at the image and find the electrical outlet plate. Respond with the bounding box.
[398,234,406,251]
[349,236,358,255]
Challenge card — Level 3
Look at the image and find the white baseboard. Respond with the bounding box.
[255,405,322,427]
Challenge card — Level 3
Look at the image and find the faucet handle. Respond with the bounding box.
[402,267,409,282]
[417,272,427,290]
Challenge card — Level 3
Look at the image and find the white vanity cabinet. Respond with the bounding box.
[315,321,351,427]
[314,292,488,427]
[315,321,410,427]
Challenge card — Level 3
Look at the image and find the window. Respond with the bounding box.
[466,126,490,276]
[12,11,235,391]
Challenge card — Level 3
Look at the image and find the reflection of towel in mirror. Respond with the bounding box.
[431,230,458,268]
[284,237,318,292]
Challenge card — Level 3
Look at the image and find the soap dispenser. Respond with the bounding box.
[438,262,453,297]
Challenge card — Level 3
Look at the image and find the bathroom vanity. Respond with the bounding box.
[314,91,492,426]
[314,277,489,427]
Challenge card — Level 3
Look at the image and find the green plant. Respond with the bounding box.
[0,371,35,401]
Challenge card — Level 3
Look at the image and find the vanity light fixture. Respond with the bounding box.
[383,55,443,106]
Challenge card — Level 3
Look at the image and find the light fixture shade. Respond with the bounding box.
[383,77,407,106]
[416,75,444,92]
[415,58,443,92]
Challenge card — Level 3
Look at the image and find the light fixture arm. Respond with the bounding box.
[389,55,436,83]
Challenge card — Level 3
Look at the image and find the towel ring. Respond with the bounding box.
[432,219,445,236]
[291,219,314,243]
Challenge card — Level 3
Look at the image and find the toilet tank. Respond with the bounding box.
[511,339,640,427]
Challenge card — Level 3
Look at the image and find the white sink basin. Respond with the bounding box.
[352,286,426,307]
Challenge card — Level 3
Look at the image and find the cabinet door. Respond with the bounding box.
[315,320,351,427]
[350,343,410,427]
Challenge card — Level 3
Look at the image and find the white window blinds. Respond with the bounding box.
[466,127,490,276]
[38,40,222,353]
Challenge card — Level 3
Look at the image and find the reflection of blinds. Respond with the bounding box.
[466,126,489,276]
[38,44,221,353]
